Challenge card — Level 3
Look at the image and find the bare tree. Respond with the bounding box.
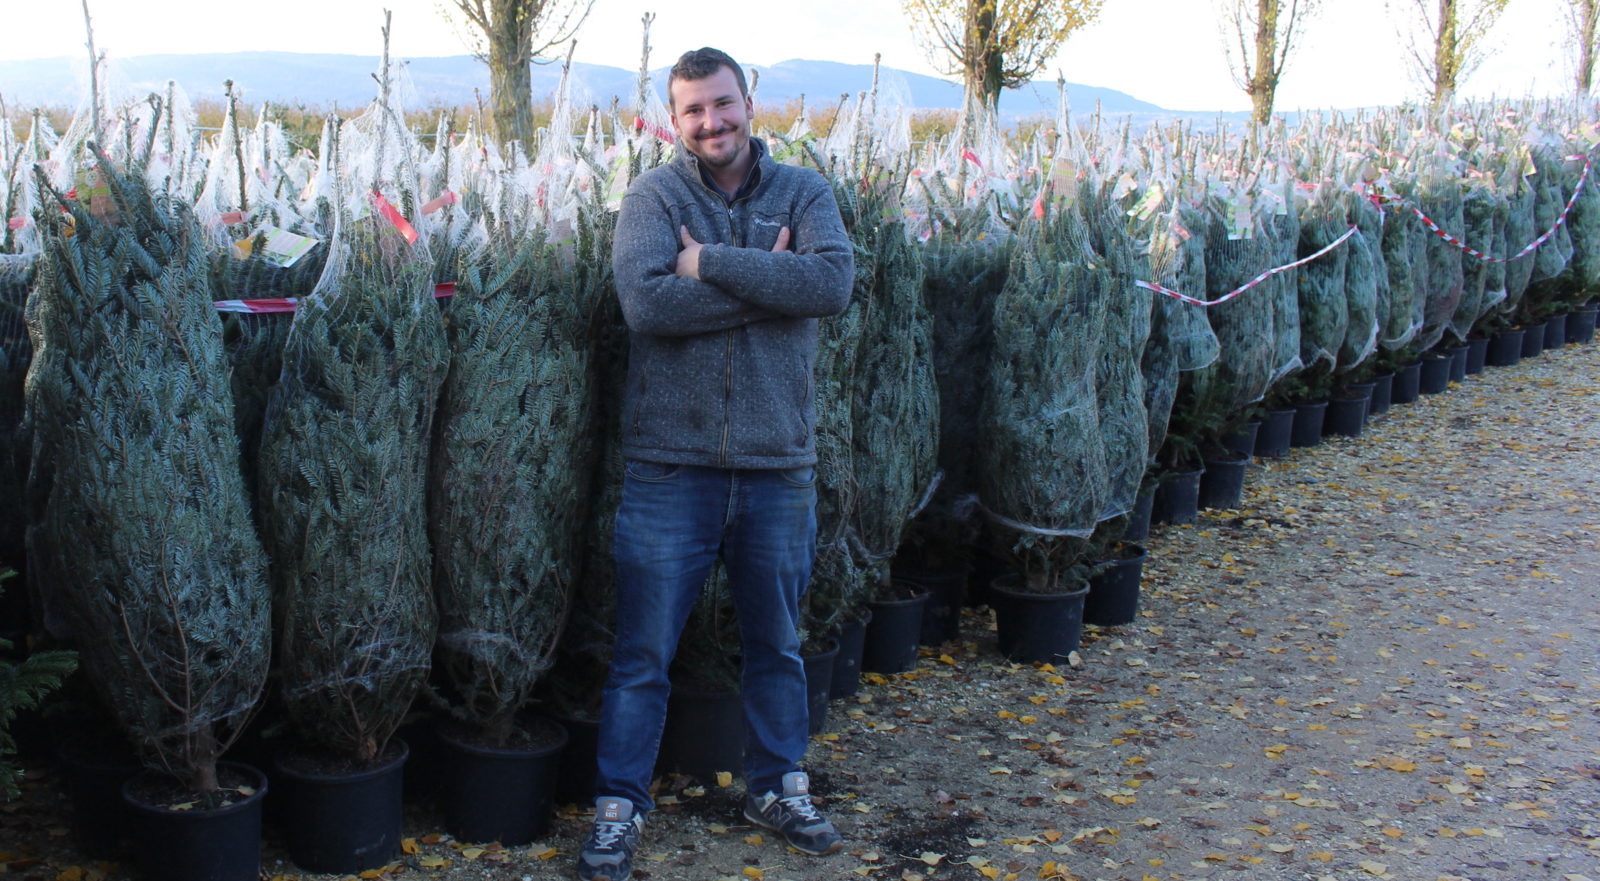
[1565,0,1600,95]
[1218,0,1318,125]
[443,0,594,146]
[902,0,1104,113]
[1393,0,1511,106]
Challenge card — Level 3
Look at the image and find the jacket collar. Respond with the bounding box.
[677,136,771,203]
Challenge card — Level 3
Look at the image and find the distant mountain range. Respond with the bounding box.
[0,52,1168,119]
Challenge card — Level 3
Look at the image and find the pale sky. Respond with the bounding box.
[0,0,1574,112]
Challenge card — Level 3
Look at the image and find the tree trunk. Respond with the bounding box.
[1249,0,1280,125]
[1433,0,1458,106]
[487,0,536,147]
[964,0,1005,112]
[1579,0,1598,95]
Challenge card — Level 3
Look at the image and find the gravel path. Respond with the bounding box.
[5,339,1598,881]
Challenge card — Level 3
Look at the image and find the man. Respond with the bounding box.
[576,47,855,881]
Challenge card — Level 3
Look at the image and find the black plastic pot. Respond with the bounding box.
[1290,400,1327,448]
[1520,322,1546,358]
[1198,453,1249,510]
[1486,329,1524,367]
[1324,393,1369,438]
[862,584,929,674]
[803,639,839,734]
[1569,307,1599,344]
[1254,408,1296,458]
[122,761,267,881]
[828,609,872,700]
[1221,420,1260,459]
[436,718,567,845]
[272,741,407,874]
[1418,354,1452,395]
[660,683,745,784]
[552,712,599,807]
[1465,337,1489,374]
[1545,313,1568,349]
[1444,345,1469,383]
[1392,360,1423,404]
[1120,489,1155,543]
[989,574,1090,663]
[1152,467,1203,526]
[59,736,140,859]
[894,567,966,646]
[1368,372,1395,416]
[1083,545,1148,627]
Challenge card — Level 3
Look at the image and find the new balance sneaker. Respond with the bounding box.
[576,796,644,881]
[743,771,844,855]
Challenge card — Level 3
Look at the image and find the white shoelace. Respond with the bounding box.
[590,819,635,849]
[778,794,824,824]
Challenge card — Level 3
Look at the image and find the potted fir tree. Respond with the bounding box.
[28,143,273,881]
[256,67,447,870]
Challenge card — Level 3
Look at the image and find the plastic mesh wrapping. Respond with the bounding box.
[1380,181,1422,348]
[256,70,447,761]
[979,205,1108,590]
[1560,148,1600,292]
[1417,176,1466,347]
[1142,205,1219,460]
[428,215,594,737]
[1528,146,1575,287]
[1339,191,1382,368]
[1079,177,1151,524]
[1453,184,1504,338]
[25,150,270,783]
[1499,177,1537,317]
[1264,189,1303,384]
[1189,200,1279,412]
[848,165,939,590]
[1296,185,1350,371]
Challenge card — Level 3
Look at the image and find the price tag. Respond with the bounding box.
[234,226,319,267]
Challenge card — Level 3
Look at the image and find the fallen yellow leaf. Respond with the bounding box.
[401,838,421,855]
[743,868,765,879]
[1360,860,1388,875]
[743,834,764,846]
[918,852,944,865]
[716,771,734,787]
[418,855,449,868]
[1377,756,1417,772]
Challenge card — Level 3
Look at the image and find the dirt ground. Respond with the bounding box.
[4,337,1599,881]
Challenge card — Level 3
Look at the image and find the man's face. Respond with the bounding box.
[669,66,755,171]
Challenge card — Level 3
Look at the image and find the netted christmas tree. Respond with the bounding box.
[429,199,596,744]
[848,162,939,592]
[979,200,1108,593]
[256,69,447,763]
[26,143,272,796]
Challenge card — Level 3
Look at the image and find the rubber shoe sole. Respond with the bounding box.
[742,804,845,855]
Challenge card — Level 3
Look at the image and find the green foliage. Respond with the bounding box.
[258,209,447,764]
[26,149,271,794]
[429,223,593,744]
[0,572,75,802]
[849,169,939,591]
[980,205,1107,593]
[0,256,33,568]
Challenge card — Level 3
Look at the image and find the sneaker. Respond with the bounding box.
[743,771,844,855]
[576,796,644,881]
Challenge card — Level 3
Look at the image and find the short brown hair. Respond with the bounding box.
[668,48,748,107]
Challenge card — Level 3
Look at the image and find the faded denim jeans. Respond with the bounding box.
[593,460,817,811]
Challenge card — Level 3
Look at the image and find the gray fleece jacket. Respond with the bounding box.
[611,138,854,468]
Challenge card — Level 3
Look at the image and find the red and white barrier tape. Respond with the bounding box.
[214,282,456,314]
[1383,155,1590,263]
[1134,225,1359,308]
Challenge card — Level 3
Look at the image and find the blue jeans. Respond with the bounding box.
[594,461,817,812]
